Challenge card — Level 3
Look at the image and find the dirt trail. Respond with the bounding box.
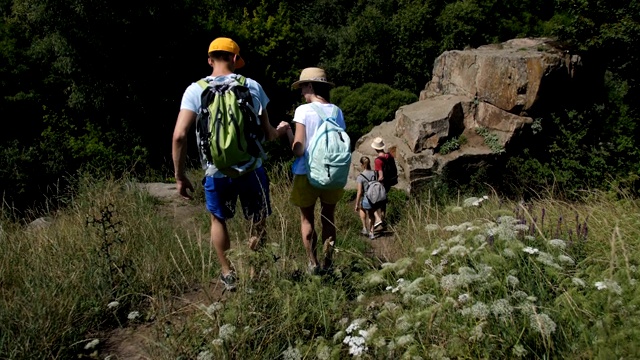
[99,182,397,359]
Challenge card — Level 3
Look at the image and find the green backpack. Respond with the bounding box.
[195,75,265,178]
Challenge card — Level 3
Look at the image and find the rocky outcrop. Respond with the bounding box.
[349,38,582,193]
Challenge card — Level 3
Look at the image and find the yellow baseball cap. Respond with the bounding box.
[208,37,245,69]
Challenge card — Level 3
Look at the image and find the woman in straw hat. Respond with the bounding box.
[284,67,346,275]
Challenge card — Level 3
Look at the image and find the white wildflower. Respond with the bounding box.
[441,274,459,292]
[524,235,536,241]
[211,338,224,346]
[84,339,100,350]
[396,315,412,332]
[519,302,536,316]
[522,247,539,254]
[196,350,213,360]
[424,258,433,266]
[425,224,440,231]
[316,344,331,360]
[503,248,516,258]
[463,197,481,207]
[374,337,386,348]
[548,239,567,249]
[206,302,223,315]
[282,346,302,360]
[514,224,529,231]
[469,324,484,341]
[346,319,367,334]
[202,327,213,335]
[506,275,519,288]
[366,272,386,286]
[343,334,368,356]
[446,234,465,244]
[595,280,622,295]
[630,265,637,273]
[557,255,575,265]
[396,334,414,346]
[448,245,469,257]
[443,225,460,232]
[512,344,527,358]
[473,234,487,244]
[491,299,513,320]
[460,302,489,319]
[572,277,586,287]
[458,293,470,304]
[218,324,236,341]
[537,251,562,269]
[529,313,557,337]
[512,290,528,300]
[127,311,140,320]
[107,301,119,309]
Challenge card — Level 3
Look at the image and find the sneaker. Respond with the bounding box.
[369,232,376,240]
[374,221,385,232]
[308,262,320,276]
[220,271,237,292]
[360,228,369,236]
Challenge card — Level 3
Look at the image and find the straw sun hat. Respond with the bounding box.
[291,67,335,89]
[371,137,386,150]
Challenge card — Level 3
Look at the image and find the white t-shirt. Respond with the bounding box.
[291,102,347,175]
[180,74,270,176]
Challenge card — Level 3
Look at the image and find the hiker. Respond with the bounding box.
[371,136,398,231]
[172,37,290,291]
[355,156,382,240]
[284,67,348,275]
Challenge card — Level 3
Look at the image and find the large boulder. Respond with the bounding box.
[348,38,580,193]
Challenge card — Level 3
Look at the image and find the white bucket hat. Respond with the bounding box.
[371,137,386,150]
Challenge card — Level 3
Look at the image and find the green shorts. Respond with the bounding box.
[290,175,344,208]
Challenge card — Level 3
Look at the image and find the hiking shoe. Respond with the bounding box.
[360,228,369,236]
[220,271,237,292]
[369,232,376,240]
[322,237,335,270]
[374,221,385,232]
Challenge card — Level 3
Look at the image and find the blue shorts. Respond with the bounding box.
[203,166,272,222]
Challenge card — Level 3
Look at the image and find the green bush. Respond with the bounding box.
[332,83,417,145]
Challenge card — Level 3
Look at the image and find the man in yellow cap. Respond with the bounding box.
[172,37,290,291]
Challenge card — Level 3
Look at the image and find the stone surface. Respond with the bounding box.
[351,37,579,194]
[421,38,579,115]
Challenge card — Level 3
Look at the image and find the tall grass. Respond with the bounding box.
[1,168,640,359]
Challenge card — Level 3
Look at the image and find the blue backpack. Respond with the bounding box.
[305,103,351,189]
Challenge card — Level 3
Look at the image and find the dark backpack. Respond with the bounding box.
[379,154,398,187]
[359,172,387,206]
[195,75,265,178]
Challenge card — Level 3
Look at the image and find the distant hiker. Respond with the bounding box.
[371,137,398,231]
[284,67,349,275]
[355,156,384,240]
[172,37,290,291]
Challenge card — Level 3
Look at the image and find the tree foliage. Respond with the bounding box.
[0,0,639,209]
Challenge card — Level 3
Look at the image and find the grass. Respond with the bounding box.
[1,167,640,359]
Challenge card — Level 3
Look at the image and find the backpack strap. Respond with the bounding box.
[309,103,340,127]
